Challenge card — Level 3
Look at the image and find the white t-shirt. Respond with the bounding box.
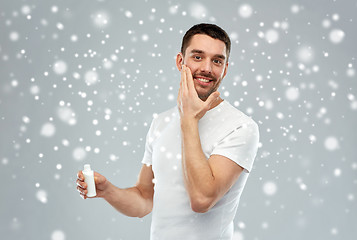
[142,100,259,240]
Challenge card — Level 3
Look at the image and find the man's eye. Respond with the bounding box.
[213,59,222,64]
[194,56,201,60]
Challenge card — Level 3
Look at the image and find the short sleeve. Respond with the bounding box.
[141,119,156,166]
[211,121,259,173]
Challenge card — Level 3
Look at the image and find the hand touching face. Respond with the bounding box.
[177,65,221,121]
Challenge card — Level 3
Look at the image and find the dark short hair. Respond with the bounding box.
[181,23,231,60]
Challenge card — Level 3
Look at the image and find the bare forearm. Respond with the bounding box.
[181,119,216,198]
[103,182,152,218]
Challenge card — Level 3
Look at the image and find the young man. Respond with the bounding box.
[76,23,259,240]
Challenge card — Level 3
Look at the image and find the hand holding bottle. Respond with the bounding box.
[76,165,108,199]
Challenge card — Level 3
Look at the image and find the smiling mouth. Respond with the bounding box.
[194,77,213,84]
[197,78,211,83]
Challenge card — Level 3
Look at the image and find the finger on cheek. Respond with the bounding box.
[183,67,188,90]
[186,68,192,91]
[180,68,185,89]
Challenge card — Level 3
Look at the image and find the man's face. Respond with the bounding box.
[176,34,229,101]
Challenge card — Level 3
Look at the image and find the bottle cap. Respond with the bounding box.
[84,164,91,171]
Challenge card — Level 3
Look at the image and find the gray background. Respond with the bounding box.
[1,0,356,239]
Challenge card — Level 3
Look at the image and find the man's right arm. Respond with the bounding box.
[76,164,155,218]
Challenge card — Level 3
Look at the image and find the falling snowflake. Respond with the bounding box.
[189,2,208,20]
[265,29,279,44]
[238,4,253,18]
[329,29,345,44]
[84,70,99,85]
[40,122,56,137]
[72,147,87,161]
[51,230,66,240]
[36,189,48,204]
[263,181,277,196]
[324,136,339,151]
[53,60,68,75]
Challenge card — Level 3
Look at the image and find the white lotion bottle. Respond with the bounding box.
[83,164,97,197]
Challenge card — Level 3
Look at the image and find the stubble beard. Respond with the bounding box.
[193,73,219,101]
[198,87,216,101]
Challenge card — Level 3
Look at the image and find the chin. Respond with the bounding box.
[198,92,211,101]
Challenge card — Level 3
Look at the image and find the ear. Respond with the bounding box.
[176,52,184,71]
[222,61,229,79]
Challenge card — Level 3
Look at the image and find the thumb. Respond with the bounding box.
[205,91,220,107]
[94,173,106,185]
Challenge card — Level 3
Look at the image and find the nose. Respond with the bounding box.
[199,59,212,74]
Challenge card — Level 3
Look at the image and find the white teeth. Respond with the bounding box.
[197,78,210,83]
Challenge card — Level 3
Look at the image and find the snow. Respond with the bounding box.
[237,221,246,229]
[330,228,338,235]
[264,29,279,44]
[36,189,48,204]
[84,70,99,85]
[125,10,133,18]
[189,2,208,20]
[21,5,31,15]
[29,85,40,95]
[141,34,149,42]
[1,1,356,239]
[263,181,277,196]
[57,106,77,125]
[290,4,301,14]
[285,87,300,101]
[92,12,109,28]
[333,168,341,177]
[53,60,68,75]
[169,5,179,15]
[238,4,253,19]
[324,136,339,151]
[51,6,59,13]
[346,68,355,77]
[2,158,9,165]
[40,122,56,137]
[297,46,314,63]
[51,230,66,240]
[322,19,331,28]
[261,222,269,229]
[9,31,19,41]
[72,147,87,161]
[22,116,30,124]
[329,29,345,44]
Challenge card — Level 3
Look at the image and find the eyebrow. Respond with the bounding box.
[190,49,226,60]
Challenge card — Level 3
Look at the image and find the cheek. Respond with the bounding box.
[185,63,199,74]
[215,68,225,78]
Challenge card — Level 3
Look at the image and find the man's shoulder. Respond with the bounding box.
[219,101,258,127]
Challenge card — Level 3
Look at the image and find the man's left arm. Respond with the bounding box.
[177,65,244,213]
